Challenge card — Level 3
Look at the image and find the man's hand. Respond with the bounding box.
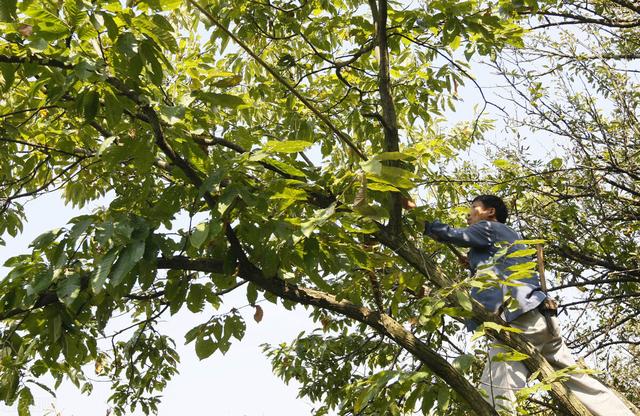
[401,196,416,209]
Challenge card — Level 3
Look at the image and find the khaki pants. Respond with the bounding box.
[480,309,634,415]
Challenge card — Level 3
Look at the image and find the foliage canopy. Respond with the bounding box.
[1,0,639,415]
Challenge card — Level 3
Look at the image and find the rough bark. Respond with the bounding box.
[369,0,403,235]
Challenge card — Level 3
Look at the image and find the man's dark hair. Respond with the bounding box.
[472,195,508,223]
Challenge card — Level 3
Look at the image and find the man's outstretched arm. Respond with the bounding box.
[424,220,492,248]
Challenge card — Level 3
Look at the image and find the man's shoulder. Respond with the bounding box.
[488,221,520,240]
[470,220,493,229]
[471,220,520,239]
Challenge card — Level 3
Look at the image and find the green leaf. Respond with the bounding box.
[354,204,389,220]
[422,388,437,413]
[67,216,93,244]
[73,61,96,81]
[82,90,100,122]
[372,151,415,161]
[368,173,414,189]
[190,222,209,249]
[92,248,118,294]
[184,324,203,344]
[30,228,63,249]
[0,63,16,92]
[506,262,536,272]
[354,385,376,413]
[404,383,424,412]
[362,161,415,189]
[225,316,245,341]
[159,104,186,125]
[110,239,146,287]
[103,88,124,127]
[437,387,450,413]
[514,239,545,245]
[212,74,242,88]
[97,136,116,156]
[493,349,530,362]
[195,336,217,359]
[186,283,206,313]
[301,203,336,237]
[140,40,164,85]
[483,321,523,333]
[0,0,17,21]
[27,269,54,296]
[17,388,34,416]
[24,4,69,39]
[158,0,182,10]
[150,14,178,52]
[360,159,382,175]
[506,248,537,258]
[270,187,307,209]
[63,0,84,29]
[264,140,313,153]
[550,157,563,169]
[246,282,258,305]
[455,290,473,311]
[366,182,400,192]
[261,158,307,178]
[56,274,82,307]
[492,159,512,169]
[379,165,415,180]
[196,92,245,108]
[212,322,223,341]
[449,35,461,50]
[452,354,475,373]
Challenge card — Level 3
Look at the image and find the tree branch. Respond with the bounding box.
[0,136,91,158]
[0,54,73,69]
[186,0,368,160]
[369,0,403,235]
[157,247,500,416]
[608,0,640,14]
[536,11,640,28]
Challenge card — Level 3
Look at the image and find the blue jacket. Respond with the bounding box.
[425,220,546,330]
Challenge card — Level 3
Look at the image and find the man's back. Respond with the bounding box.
[425,219,546,325]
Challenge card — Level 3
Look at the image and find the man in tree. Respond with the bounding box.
[424,195,634,415]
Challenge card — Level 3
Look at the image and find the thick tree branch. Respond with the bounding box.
[157,247,500,416]
[370,0,403,235]
[132,74,591,413]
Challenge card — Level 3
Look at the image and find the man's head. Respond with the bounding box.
[467,195,508,225]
